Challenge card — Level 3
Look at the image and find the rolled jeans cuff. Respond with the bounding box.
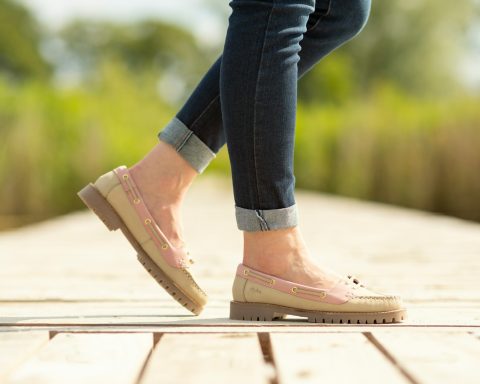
[235,204,298,231]
[158,117,216,173]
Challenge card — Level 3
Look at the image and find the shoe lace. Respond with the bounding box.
[181,243,195,266]
[347,275,365,288]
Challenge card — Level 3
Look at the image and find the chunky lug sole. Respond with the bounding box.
[230,301,407,324]
[78,183,204,315]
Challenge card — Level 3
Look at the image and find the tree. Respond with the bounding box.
[59,20,215,99]
[342,0,476,95]
[0,0,51,80]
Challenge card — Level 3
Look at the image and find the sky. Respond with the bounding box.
[19,0,229,47]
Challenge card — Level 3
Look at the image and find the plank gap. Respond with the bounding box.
[153,333,164,346]
[363,332,420,384]
[257,333,279,384]
[134,334,157,384]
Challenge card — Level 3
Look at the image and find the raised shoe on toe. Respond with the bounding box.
[230,263,407,324]
[77,165,207,315]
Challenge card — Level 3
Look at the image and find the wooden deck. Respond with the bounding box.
[1,175,479,383]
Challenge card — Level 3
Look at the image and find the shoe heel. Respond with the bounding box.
[77,183,122,231]
[230,301,286,321]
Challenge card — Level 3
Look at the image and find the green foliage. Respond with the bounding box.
[350,0,474,94]
[1,72,479,226]
[59,20,215,97]
[1,0,479,228]
[294,84,480,221]
[0,0,51,79]
[0,62,175,224]
[298,53,357,105]
[297,0,477,104]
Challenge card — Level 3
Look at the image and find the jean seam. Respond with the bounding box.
[255,209,270,231]
[176,129,193,151]
[252,3,275,213]
[190,94,221,132]
[325,0,332,16]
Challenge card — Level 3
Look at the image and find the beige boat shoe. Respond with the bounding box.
[230,263,407,324]
[77,165,207,315]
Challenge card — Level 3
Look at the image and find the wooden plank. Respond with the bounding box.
[5,333,152,384]
[270,333,408,384]
[3,324,480,336]
[0,332,49,380]
[371,331,480,384]
[139,333,273,384]
[1,302,479,327]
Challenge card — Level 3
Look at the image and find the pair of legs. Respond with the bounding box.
[129,0,371,288]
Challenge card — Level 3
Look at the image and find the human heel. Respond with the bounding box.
[230,301,287,321]
[77,183,122,231]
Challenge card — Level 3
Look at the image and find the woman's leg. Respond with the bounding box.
[220,0,317,232]
[129,0,371,260]
[159,0,371,173]
[222,0,372,288]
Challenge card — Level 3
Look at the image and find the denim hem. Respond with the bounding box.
[235,204,298,231]
[158,117,216,173]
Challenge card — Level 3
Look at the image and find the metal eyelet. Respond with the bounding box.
[243,269,249,276]
[133,198,140,204]
[123,174,128,179]
[269,279,275,285]
[144,218,151,224]
[291,287,297,293]
[161,243,169,249]
[320,291,327,298]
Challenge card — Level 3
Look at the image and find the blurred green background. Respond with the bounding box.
[1,0,479,229]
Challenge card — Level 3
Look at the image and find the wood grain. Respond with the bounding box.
[4,333,152,384]
[0,332,49,380]
[140,333,273,384]
[270,333,409,383]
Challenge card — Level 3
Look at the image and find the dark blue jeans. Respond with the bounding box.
[158,0,371,231]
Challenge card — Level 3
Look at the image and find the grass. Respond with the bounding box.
[1,68,479,229]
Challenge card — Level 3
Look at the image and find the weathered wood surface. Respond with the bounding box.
[0,331,49,380]
[140,333,273,384]
[0,174,479,383]
[4,333,152,384]
[370,331,480,384]
[270,333,409,383]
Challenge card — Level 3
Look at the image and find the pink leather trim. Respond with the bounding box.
[236,264,355,304]
[113,165,188,269]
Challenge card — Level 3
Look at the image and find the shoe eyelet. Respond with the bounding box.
[144,218,151,224]
[269,279,275,285]
[133,198,140,204]
[123,174,129,179]
[161,243,169,249]
[291,287,297,293]
[243,270,249,276]
[320,291,327,298]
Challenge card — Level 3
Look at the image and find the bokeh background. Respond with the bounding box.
[1,0,479,229]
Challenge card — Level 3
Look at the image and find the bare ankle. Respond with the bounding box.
[130,141,198,203]
[243,226,307,274]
